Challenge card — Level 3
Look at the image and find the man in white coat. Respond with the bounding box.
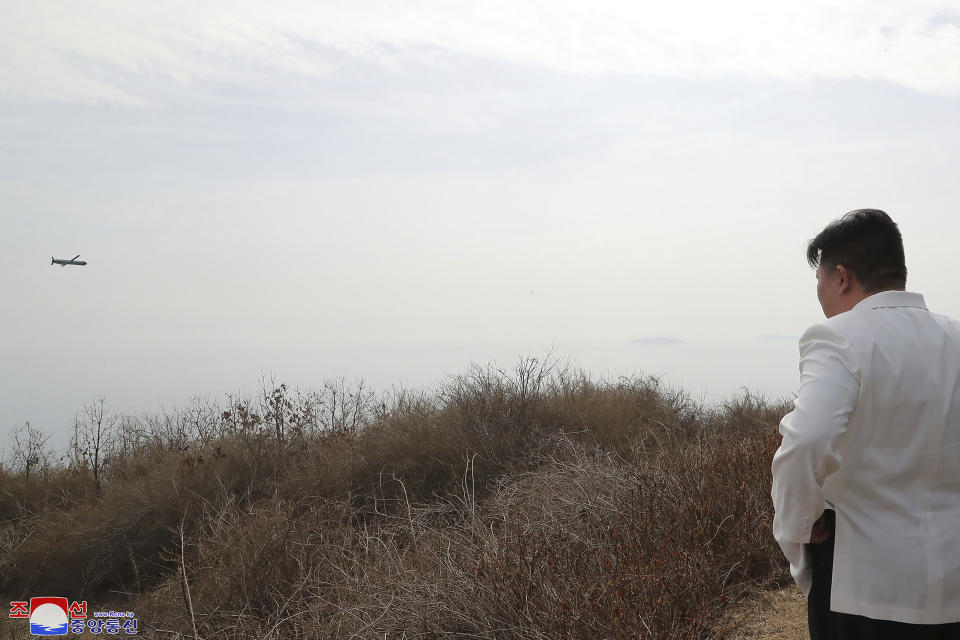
[772,209,960,639]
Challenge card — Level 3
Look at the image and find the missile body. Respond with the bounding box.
[51,257,88,266]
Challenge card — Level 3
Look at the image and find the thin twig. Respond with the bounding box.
[179,517,200,640]
[392,473,417,548]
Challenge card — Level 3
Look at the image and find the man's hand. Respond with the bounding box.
[810,513,833,544]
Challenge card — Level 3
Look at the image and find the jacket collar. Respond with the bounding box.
[853,289,927,311]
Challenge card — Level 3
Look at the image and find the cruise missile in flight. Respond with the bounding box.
[51,255,87,266]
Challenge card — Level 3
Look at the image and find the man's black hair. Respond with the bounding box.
[806,209,907,293]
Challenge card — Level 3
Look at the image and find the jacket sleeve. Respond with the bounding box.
[771,321,861,593]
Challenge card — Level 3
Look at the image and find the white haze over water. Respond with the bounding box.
[2,1,960,450]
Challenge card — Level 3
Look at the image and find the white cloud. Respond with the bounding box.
[2,0,960,105]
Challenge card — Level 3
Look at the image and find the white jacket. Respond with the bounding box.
[772,289,960,624]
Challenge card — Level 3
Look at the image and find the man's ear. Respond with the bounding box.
[836,264,852,292]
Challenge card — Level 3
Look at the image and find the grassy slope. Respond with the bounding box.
[1,355,796,639]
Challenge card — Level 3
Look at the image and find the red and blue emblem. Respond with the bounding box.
[29,597,69,636]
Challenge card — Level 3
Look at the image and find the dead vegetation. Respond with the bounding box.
[1,353,796,639]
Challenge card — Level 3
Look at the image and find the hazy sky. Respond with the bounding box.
[3,1,960,449]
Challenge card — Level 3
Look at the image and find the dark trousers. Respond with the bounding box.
[807,509,960,640]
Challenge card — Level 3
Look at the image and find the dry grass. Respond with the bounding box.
[0,353,799,639]
[721,587,808,640]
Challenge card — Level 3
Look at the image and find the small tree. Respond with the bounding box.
[69,397,118,489]
[8,421,52,481]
